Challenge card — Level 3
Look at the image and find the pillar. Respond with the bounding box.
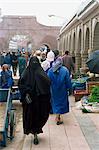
[75,52,81,72]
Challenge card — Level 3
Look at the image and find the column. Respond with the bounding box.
[75,52,81,72]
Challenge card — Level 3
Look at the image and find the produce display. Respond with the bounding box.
[72,77,89,91]
[88,86,99,102]
[81,86,99,113]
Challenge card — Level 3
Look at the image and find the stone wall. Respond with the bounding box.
[0,15,61,52]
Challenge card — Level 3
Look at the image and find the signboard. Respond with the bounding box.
[9,40,18,50]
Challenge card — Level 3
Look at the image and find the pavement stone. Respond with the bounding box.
[0,96,99,150]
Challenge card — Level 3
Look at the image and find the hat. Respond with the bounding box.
[53,49,59,58]
[46,51,55,62]
[52,57,63,72]
[41,60,50,71]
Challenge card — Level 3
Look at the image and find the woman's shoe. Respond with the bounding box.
[55,114,63,125]
[56,121,63,125]
[33,134,39,145]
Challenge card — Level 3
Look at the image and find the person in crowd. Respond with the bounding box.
[2,51,6,57]
[18,56,51,145]
[4,52,12,68]
[48,56,72,125]
[11,52,18,76]
[48,49,60,114]
[53,49,59,60]
[0,52,4,66]
[41,50,55,114]
[40,51,46,62]
[24,52,30,64]
[41,50,55,73]
[62,50,75,75]
[46,47,50,55]
[18,53,27,77]
[34,50,42,63]
[62,50,75,95]
[0,64,13,88]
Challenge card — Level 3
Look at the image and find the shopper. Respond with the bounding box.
[18,56,51,145]
[0,64,13,88]
[18,53,26,77]
[48,57,71,125]
[41,50,55,73]
[62,50,75,75]
[11,52,18,76]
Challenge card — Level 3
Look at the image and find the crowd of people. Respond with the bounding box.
[0,49,75,145]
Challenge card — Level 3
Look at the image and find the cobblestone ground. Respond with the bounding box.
[0,96,99,150]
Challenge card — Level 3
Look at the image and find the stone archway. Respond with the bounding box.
[67,36,69,50]
[93,22,99,50]
[72,32,76,63]
[65,36,68,50]
[65,36,67,49]
[69,35,71,52]
[63,38,65,51]
[0,16,60,52]
[78,29,82,52]
[82,28,90,68]
[85,28,90,51]
[9,34,34,53]
[75,29,82,71]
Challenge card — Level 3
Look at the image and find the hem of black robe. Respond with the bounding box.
[23,128,43,135]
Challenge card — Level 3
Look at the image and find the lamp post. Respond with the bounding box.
[48,15,65,19]
[48,14,68,25]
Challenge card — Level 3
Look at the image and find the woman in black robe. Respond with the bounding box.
[18,56,51,145]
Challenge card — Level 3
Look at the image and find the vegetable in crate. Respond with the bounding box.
[88,86,99,102]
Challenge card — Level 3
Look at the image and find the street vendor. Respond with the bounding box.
[0,64,13,88]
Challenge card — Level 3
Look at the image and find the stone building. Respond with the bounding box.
[58,0,99,71]
[0,15,60,52]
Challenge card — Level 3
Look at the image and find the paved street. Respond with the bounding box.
[1,96,99,150]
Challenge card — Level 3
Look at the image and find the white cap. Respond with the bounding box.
[46,51,55,62]
[41,60,50,71]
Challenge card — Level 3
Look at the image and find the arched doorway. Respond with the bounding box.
[78,29,82,52]
[72,32,76,63]
[63,38,65,51]
[93,22,99,50]
[78,29,82,67]
[66,36,69,50]
[82,28,90,68]
[75,29,82,71]
[69,35,71,52]
[85,28,90,51]
[9,34,33,53]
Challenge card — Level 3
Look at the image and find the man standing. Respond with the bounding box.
[62,51,75,76]
[18,53,26,77]
[11,52,18,76]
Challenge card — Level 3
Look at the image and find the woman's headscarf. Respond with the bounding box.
[19,56,51,97]
[52,57,63,72]
[41,51,55,72]
[46,51,55,62]
[53,49,59,60]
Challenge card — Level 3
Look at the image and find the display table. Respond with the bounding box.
[86,81,99,94]
[74,90,89,102]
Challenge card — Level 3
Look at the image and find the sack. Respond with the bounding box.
[25,93,32,104]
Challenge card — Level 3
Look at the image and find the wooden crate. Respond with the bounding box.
[86,81,99,94]
[0,103,6,131]
[74,90,89,102]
